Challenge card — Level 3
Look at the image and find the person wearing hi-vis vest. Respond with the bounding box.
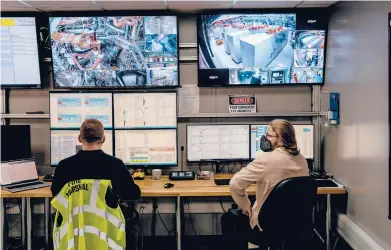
[51,119,141,249]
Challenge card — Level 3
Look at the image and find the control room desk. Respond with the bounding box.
[1,175,345,250]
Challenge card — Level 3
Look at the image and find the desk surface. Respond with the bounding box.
[0,174,345,198]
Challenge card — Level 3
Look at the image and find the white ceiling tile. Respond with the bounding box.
[234,1,301,8]
[1,0,39,11]
[167,0,232,10]
[297,4,331,8]
[301,0,337,4]
[98,0,167,10]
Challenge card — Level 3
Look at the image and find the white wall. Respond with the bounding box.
[323,2,391,249]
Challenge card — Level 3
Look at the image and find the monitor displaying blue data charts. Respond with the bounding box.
[250,124,314,159]
[115,129,177,166]
[113,92,177,129]
[50,130,113,165]
[187,125,250,162]
[1,16,42,88]
[50,92,113,129]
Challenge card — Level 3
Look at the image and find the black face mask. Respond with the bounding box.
[260,135,273,152]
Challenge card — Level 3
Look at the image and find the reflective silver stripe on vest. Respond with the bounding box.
[55,193,68,209]
[67,238,74,249]
[72,205,125,231]
[73,225,124,250]
[90,180,100,205]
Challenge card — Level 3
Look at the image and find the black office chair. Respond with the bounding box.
[253,176,318,250]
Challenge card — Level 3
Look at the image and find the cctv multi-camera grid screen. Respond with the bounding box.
[49,15,178,89]
[1,17,42,88]
[198,11,327,87]
[49,92,178,167]
[187,124,314,162]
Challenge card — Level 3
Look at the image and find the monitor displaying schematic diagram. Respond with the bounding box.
[250,124,314,159]
[50,92,113,129]
[114,92,176,129]
[50,130,113,165]
[49,15,178,88]
[187,125,250,162]
[115,129,177,166]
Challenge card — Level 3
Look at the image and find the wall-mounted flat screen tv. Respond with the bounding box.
[49,15,179,89]
[198,10,328,87]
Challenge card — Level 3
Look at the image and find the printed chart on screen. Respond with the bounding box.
[50,93,113,129]
[1,17,41,87]
[187,125,250,161]
[114,92,176,129]
[115,130,177,166]
[250,124,313,159]
[50,130,113,165]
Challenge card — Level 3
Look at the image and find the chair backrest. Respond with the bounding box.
[258,176,317,239]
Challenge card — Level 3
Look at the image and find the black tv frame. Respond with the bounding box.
[49,90,114,166]
[196,8,330,88]
[0,12,45,89]
[186,124,251,163]
[47,10,180,90]
[112,90,179,168]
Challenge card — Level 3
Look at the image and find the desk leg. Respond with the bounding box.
[1,198,5,250]
[176,197,181,250]
[21,198,26,247]
[27,198,32,250]
[326,194,331,250]
[151,199,157,237]
[44,198,50,246]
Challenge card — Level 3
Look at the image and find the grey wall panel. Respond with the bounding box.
[323,2,391,249]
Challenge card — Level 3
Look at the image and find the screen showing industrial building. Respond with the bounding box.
[198,14,325,86]
[49,16,178,88]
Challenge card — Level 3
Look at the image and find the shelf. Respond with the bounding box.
[178,112,327,118]
[179,43,197,48]
[1,114,49,119]
[1,112,325,120]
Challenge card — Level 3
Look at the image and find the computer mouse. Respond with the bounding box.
[164,183,174,188]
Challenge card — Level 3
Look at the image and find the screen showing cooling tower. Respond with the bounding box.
[49,15,178,88]
[198,12,327,86]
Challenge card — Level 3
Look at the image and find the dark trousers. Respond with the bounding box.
[121,202,140,250]
[221,211,268,250]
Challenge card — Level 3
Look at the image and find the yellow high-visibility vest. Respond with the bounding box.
[51,179,126,250]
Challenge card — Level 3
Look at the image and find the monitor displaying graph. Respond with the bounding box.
[250,124,314,159]
[50,130,113,165]
[114,92,176,129]
[50,92,113,129]
[187,125,250,162]
[115,129,177,166]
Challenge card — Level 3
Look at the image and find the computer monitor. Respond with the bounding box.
[50,130,113,165]
[50,92,113,129]
[1,16,42,88]
[250,124,314,159]
[197,10,329,87]
[49,15,178,89]
[113,92,177,129]
[187,125,250,162]
[115,129,177,166]
[1,125,32,161]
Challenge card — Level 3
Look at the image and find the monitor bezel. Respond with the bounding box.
[1,12,45,89]
[249,123,315,159]
[47,11,181,90]
[186,124,251,163]
[196,8,330,88]
[112,90,178,168]
[49,90,114,167]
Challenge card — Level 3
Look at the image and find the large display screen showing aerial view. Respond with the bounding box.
[198,13,326,86]
[49,16,178,88]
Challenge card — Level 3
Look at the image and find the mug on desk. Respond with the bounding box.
[152,169,162,180]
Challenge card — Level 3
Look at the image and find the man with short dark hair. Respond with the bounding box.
[51,119,140,249]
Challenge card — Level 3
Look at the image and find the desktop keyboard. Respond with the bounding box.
[214,179,231,186]
[3,181,50,193]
